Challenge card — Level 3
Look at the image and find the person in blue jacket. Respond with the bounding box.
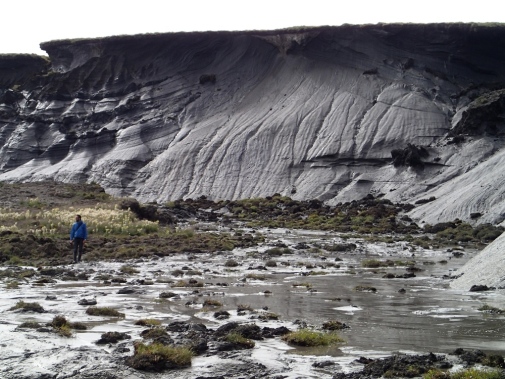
[70,214,88,263]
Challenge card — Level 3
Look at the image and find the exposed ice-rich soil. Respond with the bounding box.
[1,226,503,378]
[2,24,505,225]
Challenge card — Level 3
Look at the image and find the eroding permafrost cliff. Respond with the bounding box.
[0,24,505,225]
[451,231,505,290]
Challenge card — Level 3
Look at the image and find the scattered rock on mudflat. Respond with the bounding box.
[78,298,97,305]
[96,331,131,344]
[159,291,177,298]
[214,310,231,320]
[117,286,144,294]
[313,360,337,368]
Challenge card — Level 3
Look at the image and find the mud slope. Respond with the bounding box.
[1,24,505,224]
[451,231,505,290]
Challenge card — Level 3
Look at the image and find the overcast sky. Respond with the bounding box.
[3,0,504,55]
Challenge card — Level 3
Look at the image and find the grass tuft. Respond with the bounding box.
[141,326,169,340]
[203,299,223,307]
[120,265,140,274]
[56,324,73,337]
[282,328,344,346]
[322,320,348,331]
[224,259,239,267]
[171,279,204,288]
[9,300,45,313]
[17,321,41,329]
[126,342,193,371]
[5,280,20,289]
[225,332,255,348]
[424,368,504,379]
[85,306,125,318]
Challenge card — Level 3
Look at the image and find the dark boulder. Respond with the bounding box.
[391,144,429,168]
[117,286,143,294]
[424,222,456,233]
[213,310,231,320]
[215,322,240,336]
[469,284,491,292]
[361,353,451,378]
[78,298,97,306]
[166,321,190,332]
[189,338,209,354]
[262,326,291,338]
[234,324,263,340]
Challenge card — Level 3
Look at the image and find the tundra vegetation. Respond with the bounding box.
[224,332,255,348]
[48,315,87,337]
[0,182,263,266]
[126,342,193,371]
[282,328,344,346]
[85,306,125,318]
[135,319,162,327]
[0,182,503,269]
[423,367,504,379]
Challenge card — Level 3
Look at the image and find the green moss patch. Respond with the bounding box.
[126,342,193,371]
[282,329,344,346]
[85,306,125,318]
[9,300,45,313]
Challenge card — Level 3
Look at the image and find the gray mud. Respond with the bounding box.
[1,227,504,378]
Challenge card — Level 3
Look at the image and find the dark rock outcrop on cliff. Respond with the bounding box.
[1,24,505,225]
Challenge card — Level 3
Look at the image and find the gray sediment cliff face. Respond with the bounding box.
[1,24,505,224]
[451,231,505,290]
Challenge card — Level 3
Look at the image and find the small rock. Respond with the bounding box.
[117,286,142,294]
[78,298,97,306]
[214,310,231,320]
[312,360,336,368]
[159,291,177,298]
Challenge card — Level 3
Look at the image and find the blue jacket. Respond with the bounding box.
[70,221,88,240]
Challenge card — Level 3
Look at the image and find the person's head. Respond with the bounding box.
[76,214,82,222]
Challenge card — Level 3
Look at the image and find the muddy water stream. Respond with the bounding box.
[1,227,504,378]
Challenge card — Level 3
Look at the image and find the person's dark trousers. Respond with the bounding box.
[73,238,84,262]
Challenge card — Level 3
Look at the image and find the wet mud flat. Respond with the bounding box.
[0,227,504,379]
